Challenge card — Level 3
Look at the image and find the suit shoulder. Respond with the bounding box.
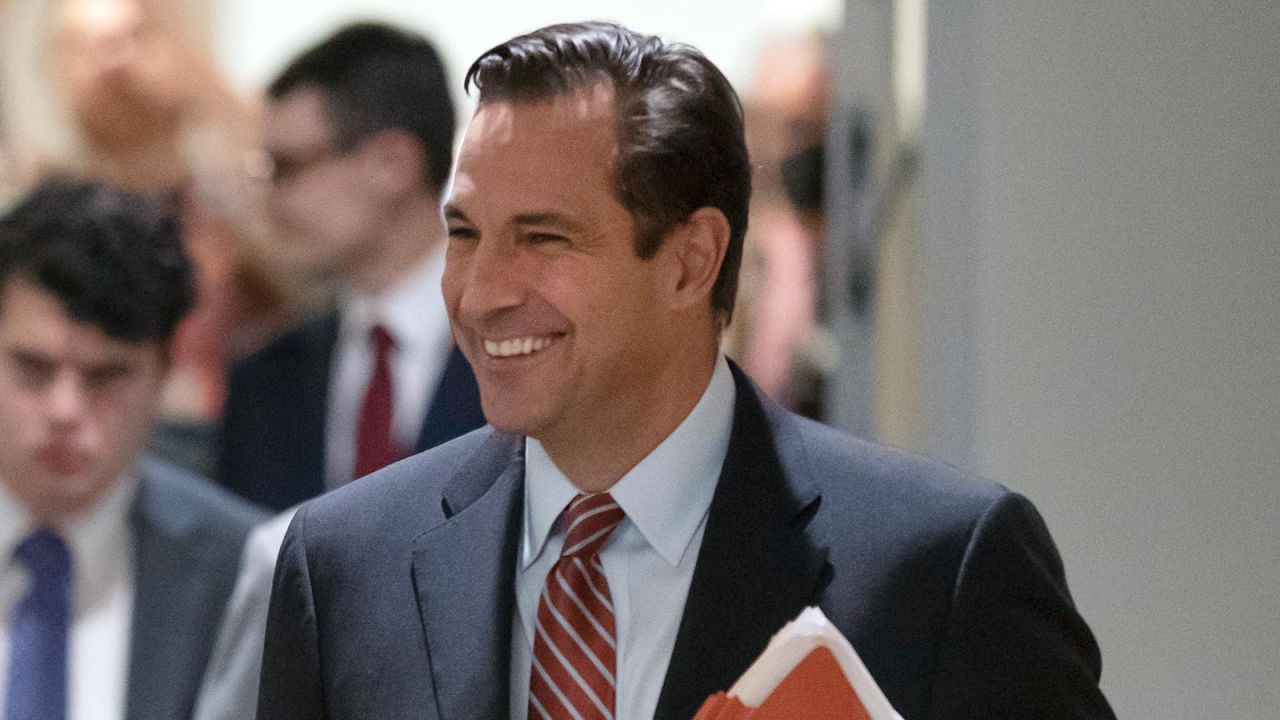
[229,312,337,383]
[768,412,1042,621]
[778,410,1009,531]
[297,426,496,539]
[136,455,268,544]
[732,366,1006,525]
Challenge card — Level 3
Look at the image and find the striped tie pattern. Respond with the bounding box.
[529,493,626,720]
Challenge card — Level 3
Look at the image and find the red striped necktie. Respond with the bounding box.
[529,493,626,720]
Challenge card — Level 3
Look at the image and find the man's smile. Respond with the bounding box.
[482,335,560,358]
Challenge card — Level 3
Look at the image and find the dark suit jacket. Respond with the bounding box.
[217,312,485,511]
[257,366,1115,720]
[126,456,265,720]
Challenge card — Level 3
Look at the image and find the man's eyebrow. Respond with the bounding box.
[513,212,587,234]
[441,207,589,235]
[442,204,471,223]
[7,347,53,363]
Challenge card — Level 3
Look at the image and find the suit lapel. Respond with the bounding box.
[411,431,524,720]
[408,366,827,720]
[294,313,338,500]
[249,312,336,508]
[653,366,829,720]
[125,474,218,720]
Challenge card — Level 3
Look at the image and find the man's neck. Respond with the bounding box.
[540,343,721,493]
[0,471,135,535]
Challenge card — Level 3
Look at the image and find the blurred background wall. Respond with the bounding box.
[835,2,1279,717]
[902,2,1280,717]
[212,0,843,105]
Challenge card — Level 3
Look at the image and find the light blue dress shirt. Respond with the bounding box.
[510,354,736,720]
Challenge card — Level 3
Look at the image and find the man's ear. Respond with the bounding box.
[361,129,427,197]
[666,207,731,313]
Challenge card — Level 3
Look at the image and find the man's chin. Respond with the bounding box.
[479,412,534,436]
[19,482,111,525]
[476,398,547,438]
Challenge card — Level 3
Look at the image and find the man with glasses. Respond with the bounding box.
[195,22,485,720]
[217,22,484,511]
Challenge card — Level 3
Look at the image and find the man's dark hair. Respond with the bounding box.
[269,21,457,194]
[0,177,194,344]
[464,21,752,329]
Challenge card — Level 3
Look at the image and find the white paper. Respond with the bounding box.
[727,606,905,720]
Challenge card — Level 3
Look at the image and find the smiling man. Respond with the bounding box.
[442,81,729,489]
[0,178,263,720]
[257,22,1115,720]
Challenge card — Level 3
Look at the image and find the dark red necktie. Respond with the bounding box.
[528,493,626,720]
[354,324,403,479]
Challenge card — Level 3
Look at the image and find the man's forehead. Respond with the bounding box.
[446,85,624,223]
[0,280,161,364]
[459,85,617,154]
[263,87,334,144]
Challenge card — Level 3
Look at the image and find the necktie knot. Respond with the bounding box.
[14,529,71,588]
[559,493,624,561]
[369,323,396,354]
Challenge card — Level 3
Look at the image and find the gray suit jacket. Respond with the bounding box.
[257,366,1115,719]
[126,457,265,720]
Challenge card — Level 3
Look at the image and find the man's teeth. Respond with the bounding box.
[484,337,553,358]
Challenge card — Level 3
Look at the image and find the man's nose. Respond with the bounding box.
[265,189,290,232]
[456,239,526,320]
[46,371,88,427]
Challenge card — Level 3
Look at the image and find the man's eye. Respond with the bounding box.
[447,226,478,241]
[10,356,53,386]
[84,366,130,389]
[528,232,568,245]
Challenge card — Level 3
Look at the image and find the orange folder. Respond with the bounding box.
[691,608,902,720]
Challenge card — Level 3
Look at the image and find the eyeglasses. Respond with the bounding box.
[244,143,349,185]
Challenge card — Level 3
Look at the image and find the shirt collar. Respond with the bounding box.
[522,354,736,569]
[0,469,138,576]
[0,480,26,570]
[338,244,449,353]
[63,472,138,586]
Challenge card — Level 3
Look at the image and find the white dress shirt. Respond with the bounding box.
[510,354,736,720]
[0,475,138,720]
[191,509,295,720]
[325,245,453,489]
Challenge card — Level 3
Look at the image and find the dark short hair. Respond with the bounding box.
[268,21,456,194]
[0,177,194,344]
[464,21,751,328]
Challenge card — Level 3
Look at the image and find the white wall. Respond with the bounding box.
[213,0,841,103]
[919,2,1280,717]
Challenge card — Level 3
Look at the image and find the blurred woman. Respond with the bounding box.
[1,0,303,469]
